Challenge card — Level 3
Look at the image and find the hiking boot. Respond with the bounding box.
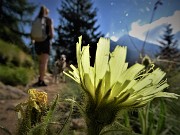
[32,81,40,87]
[32,79,47,87]
[38,80,48,87]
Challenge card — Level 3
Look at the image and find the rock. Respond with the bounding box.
[71,118,86,130]
[0,82,27,100]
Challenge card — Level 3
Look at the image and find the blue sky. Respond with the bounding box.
[29,0,180,45]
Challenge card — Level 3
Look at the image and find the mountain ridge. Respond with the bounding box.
[110,35,160,64]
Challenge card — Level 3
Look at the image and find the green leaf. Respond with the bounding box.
[157,99,166,134]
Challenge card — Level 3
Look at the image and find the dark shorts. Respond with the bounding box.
[34,39,51,55]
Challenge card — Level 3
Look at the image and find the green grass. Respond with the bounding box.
[0,40,34,67]
[0,39,36,86]
[60,76,83,99]
[164,69,180,135]
[0,65,35,86]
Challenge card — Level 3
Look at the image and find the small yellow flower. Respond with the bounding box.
[16,89,48,121]
[28,89,47,105]
[28,89,48,111]
[65,36,179,109]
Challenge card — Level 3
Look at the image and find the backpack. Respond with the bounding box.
[31,17,47,42]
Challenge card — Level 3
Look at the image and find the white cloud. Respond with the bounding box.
[105,32,110,37]
[129,10,180,45]
[110,36,119,41]
[105,33,119,41]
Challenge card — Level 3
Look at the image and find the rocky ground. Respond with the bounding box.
[0,73,86,135]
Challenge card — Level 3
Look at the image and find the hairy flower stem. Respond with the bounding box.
[86,107,118,135]
[86,120,104,135]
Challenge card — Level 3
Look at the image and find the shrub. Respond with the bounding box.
[0,40,34,68]
[0,65,34,86]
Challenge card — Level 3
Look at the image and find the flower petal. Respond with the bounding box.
[155,92,179,99]
[118,63,145,83]
[109,46,127,86]
[94,38,110,88]
[83,73,94,98]
[76,36,82,67]
[81,45,90,74]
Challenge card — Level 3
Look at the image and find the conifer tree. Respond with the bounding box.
[157,24,180,70]
[55,0,103,64]
[0,0,36,51]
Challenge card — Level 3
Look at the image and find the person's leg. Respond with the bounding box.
[39,53,49,82]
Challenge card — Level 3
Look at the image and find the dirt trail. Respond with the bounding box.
[0,73,66,135]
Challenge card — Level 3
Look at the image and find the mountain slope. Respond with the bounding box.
[110,35,160,63]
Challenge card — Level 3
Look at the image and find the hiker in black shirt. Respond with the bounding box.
[32,5,54,86]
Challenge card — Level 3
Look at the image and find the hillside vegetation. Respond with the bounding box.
[0,40,35,86]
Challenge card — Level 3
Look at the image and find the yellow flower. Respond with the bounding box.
[15,89,48,120]
[28,89,48,111]
[65,36,179,109]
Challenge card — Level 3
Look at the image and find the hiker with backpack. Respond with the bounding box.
[31,5,54,86]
